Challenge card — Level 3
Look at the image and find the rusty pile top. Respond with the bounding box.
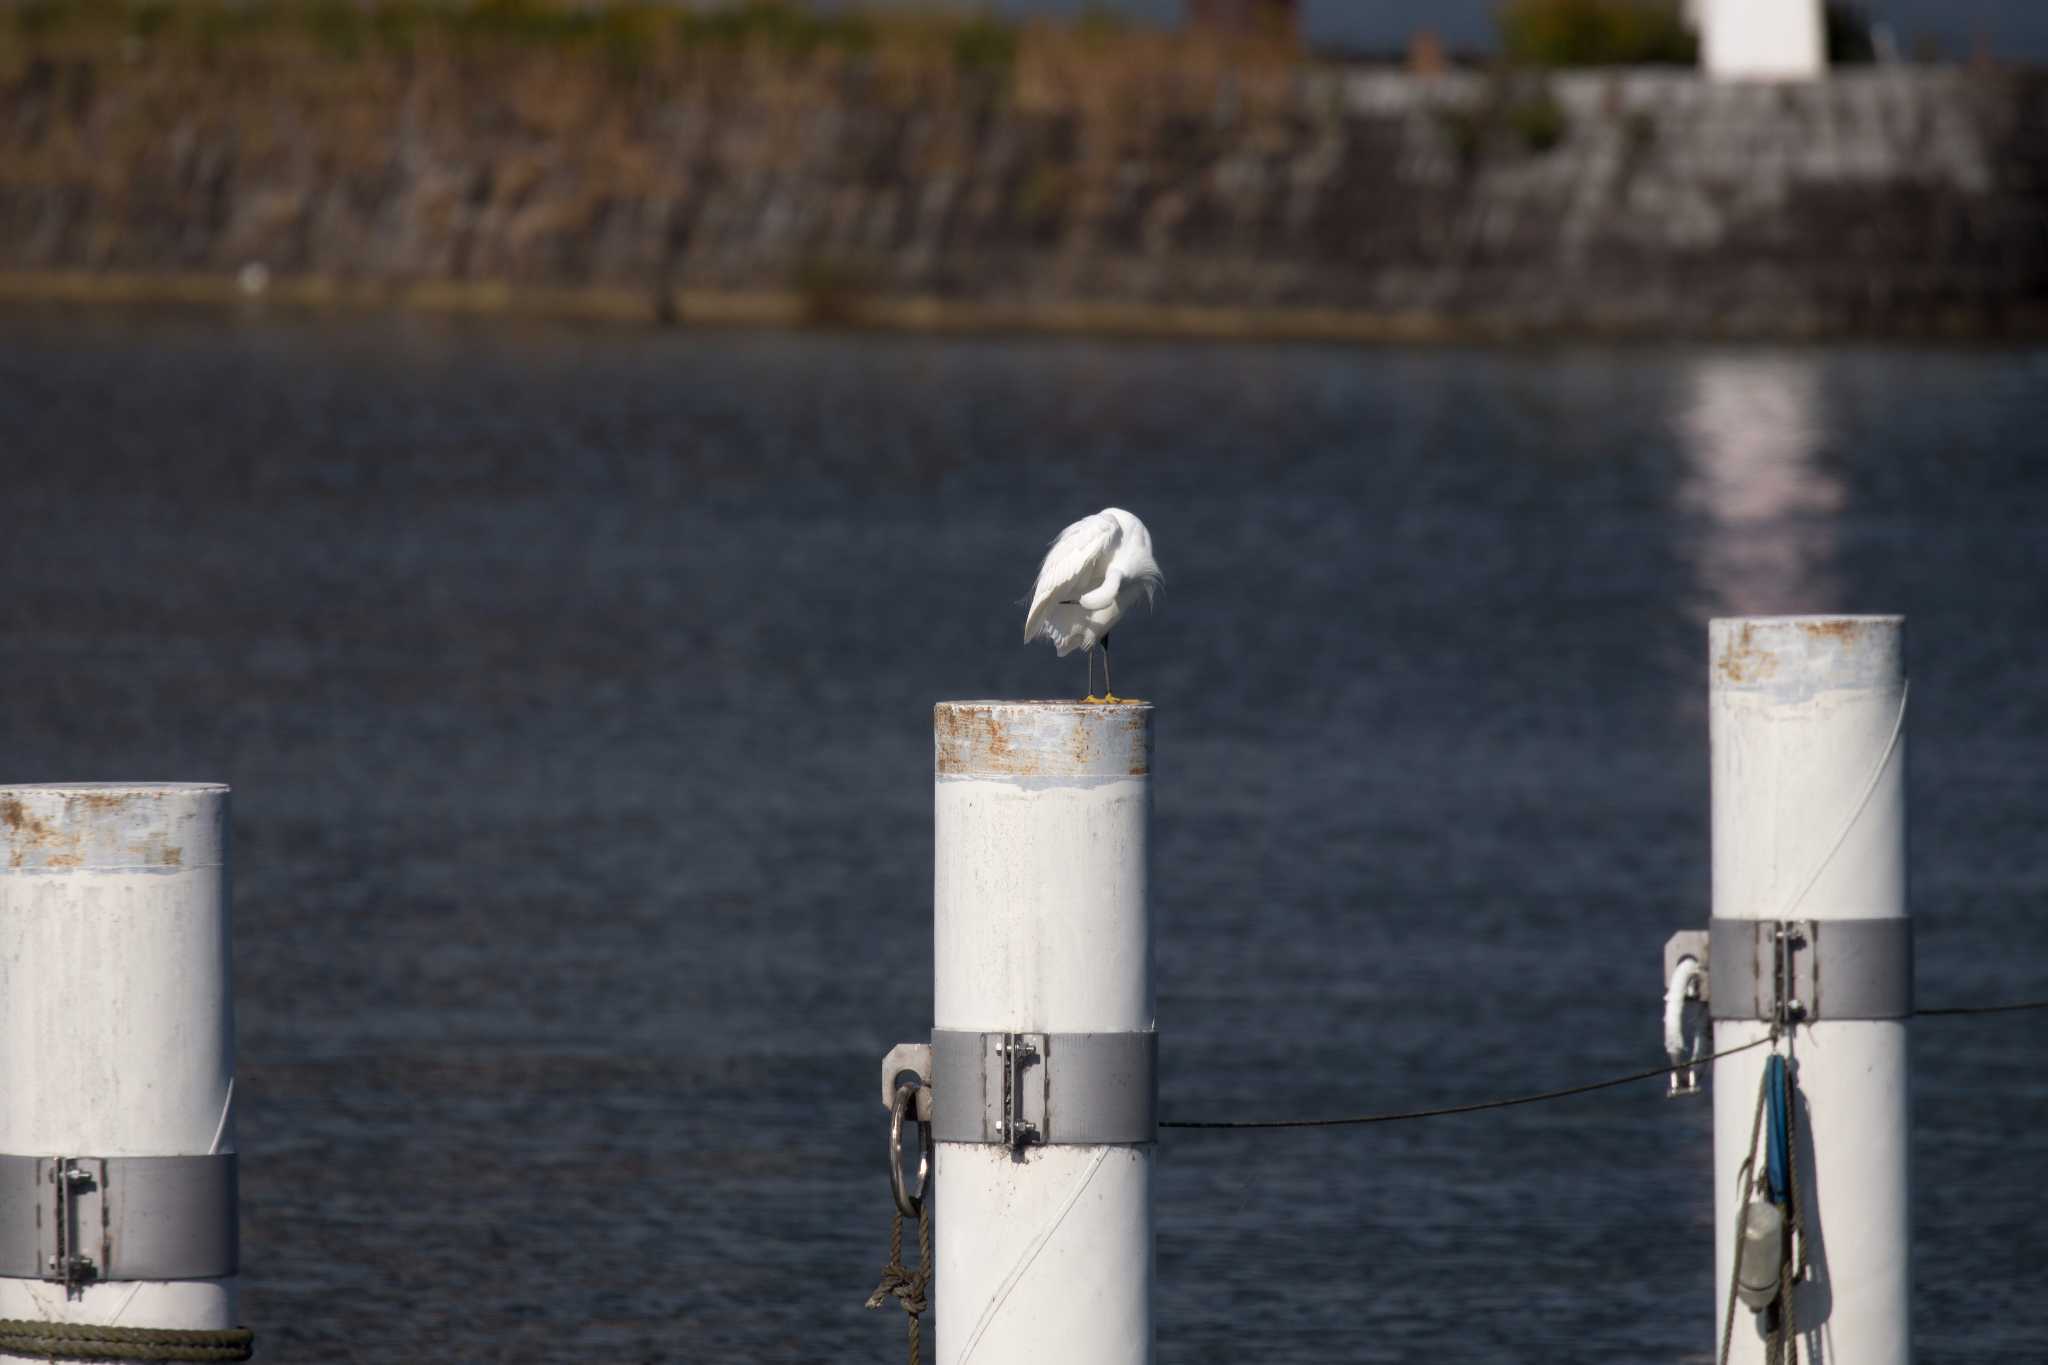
[934,700,1152,779]
[0,783,229,873]
[1709,616,1904,697]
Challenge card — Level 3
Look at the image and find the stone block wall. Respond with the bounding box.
[0,40,2041,337]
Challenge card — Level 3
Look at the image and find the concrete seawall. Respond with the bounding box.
[2,41,2043,338]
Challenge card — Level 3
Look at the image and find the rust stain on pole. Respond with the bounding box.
[935,701,1151,779]
[0,785,222,871]
[1715,621,1777,685]
[1712,616,1905,699]
[1797,618,1868,644]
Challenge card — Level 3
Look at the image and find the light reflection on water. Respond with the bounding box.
[0,312,2044,1362]
[1677,355,1845,621]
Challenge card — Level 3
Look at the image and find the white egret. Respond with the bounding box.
[1021,507,1163,702]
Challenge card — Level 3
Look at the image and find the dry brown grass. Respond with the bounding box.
[0,1,1310,97]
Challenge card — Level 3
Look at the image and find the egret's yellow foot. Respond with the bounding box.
[1099,692,1121,703]
[1082,694,1103,703]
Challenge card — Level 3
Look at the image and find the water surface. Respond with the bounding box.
[1,310,2044,1362]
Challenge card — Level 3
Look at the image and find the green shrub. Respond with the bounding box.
[596,4,663,73]
[192,1,279,55]
[14,0,70,38]
[1498,0,1695,66]
[1075,3,1128,47]
[680,0,872,57]
[306,0,366,58]
[1507,91,1566,150]
[128,2,175,40]
[1437,86,1570,167]
[457,0,591,44]
[370,0,425,54]
[952,15,1016,75]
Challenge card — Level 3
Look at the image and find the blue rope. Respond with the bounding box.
[1764,1053,1791,1207]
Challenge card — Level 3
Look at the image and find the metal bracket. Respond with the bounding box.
[930,1030,1156,1147]
[1664,930,1710,1004]
[876,1045,934,1217]
[1662,930,1710,1096]
[996,1033,1042,1148]
[1707,917,1913,1023]
[51,1161,96,1292]
[878,1042,934,1123]
[0,1154,239,1289]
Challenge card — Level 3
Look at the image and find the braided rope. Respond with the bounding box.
[866,1202,932,1365]
[0,1320,253,1362]
[1165,1034,1775,1129]
[911,1200,931,1364]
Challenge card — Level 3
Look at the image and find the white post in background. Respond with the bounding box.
[1709,618,1910,1365]
[0,784,239,1358]
[932,702,1154,1365]
[1691,0,1827,79]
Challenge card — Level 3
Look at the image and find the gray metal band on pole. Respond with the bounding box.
[1708,917,1914,1021]
[0,1155,239,1283]
[930,1030,1157,1146]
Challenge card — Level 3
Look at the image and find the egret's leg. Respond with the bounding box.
[1083,646,1100,703]
[1100,635,1118,703]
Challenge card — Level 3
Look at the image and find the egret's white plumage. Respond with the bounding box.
[1023,508,1162,697]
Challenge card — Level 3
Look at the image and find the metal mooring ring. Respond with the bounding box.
[889,1082,932,1218]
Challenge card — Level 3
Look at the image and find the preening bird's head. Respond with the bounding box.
[1101,507,1164,605]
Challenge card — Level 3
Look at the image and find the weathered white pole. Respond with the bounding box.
[0,784,239,1359]
[1709,618,1910,1365]
[932,702,1153,1365]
